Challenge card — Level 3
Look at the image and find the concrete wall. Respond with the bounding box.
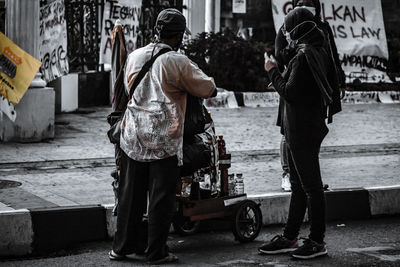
[0,88,55,142]
[49,74,78,113]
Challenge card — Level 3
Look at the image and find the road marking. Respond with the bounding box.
[218,260,288,266]
[347,247,400,262]
[0,201,15,211]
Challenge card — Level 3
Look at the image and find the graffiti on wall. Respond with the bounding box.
[39,0,69,82]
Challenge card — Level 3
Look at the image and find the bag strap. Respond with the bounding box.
[128,47,172,99]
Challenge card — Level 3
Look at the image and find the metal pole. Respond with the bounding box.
[205,0,215,32]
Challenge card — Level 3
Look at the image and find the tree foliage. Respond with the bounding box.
[182,30,274,92]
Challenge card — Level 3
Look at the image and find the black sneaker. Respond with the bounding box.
[258,235,298,254]
[291,238,328,259]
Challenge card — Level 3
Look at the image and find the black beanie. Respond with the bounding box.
[155,8,187,38]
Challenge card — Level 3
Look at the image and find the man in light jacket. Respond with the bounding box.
[109,8,217,265]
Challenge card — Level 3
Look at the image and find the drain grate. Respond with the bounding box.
[0,179,22,189]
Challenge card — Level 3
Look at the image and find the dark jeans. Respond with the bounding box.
[112,151,179,261]
[283,144,326,244]
[280,135,289,176]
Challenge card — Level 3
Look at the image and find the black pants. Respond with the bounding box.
[112,151,179,261]
[283,144,326,244]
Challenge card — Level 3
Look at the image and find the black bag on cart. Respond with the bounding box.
[181,135,211,176]
[183,94,206,138]
[181,94,212,176]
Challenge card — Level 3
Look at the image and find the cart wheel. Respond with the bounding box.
[172,215,201,236]
[231,200,262,243]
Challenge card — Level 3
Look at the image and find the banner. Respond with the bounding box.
[0,32,41,105]
[243,92,280,107]
[271,0,391,83]
[99,0,141,65]
[39,0,69,82]
[205,89,239,108]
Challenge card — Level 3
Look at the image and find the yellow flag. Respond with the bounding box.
[0,32,42,105]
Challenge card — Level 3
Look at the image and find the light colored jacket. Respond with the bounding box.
[120,42,216,165]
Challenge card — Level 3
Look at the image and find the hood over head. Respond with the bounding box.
[284,8,324,47]
[292,0,322,20]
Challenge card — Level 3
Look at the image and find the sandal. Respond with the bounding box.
[109,250,126,261]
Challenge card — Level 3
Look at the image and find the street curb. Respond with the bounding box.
[0,209,33,257]
[365,185,400,216]
[30,205,107,254]
[1,186,400,257]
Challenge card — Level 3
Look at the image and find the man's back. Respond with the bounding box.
[121,42,216,165]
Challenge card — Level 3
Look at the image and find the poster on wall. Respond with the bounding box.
[233,0,247,13]
[0,32,41,106]
[99,0,142,65]
[39,0,69,83]
[271,0,392,83]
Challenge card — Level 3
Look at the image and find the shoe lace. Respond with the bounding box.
[270,234,285,242]
[271,235,286,242]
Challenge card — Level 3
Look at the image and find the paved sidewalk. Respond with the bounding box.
[0,103,399,210]
[0,103,399,257]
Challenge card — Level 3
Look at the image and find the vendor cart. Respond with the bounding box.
[109,22,261,242]
[173,128,262,243]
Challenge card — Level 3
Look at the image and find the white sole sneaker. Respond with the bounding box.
[291,249,328,259]
[259,247,298,254]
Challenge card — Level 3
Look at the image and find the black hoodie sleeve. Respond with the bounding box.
[268,53,308,103]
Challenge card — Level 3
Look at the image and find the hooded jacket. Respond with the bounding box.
[292,0,345,86]
[269,8,334,149]
[275,0,343,124]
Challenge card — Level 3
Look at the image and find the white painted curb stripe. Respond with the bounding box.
[365,185,400,216]
[101,204,116,239]
[0,209,33,256]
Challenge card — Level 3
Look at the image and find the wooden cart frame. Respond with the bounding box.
[173,193,263,243]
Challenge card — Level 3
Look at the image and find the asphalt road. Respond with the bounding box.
[1,216,400,266]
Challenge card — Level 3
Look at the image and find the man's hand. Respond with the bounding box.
[264,52,277,72]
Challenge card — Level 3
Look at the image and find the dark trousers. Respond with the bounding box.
[283,144,326,244]
[112,151,179,261]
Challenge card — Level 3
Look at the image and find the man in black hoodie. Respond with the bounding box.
[259,8,338,259]
[277,0,345,108]
[274,0,344,196]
